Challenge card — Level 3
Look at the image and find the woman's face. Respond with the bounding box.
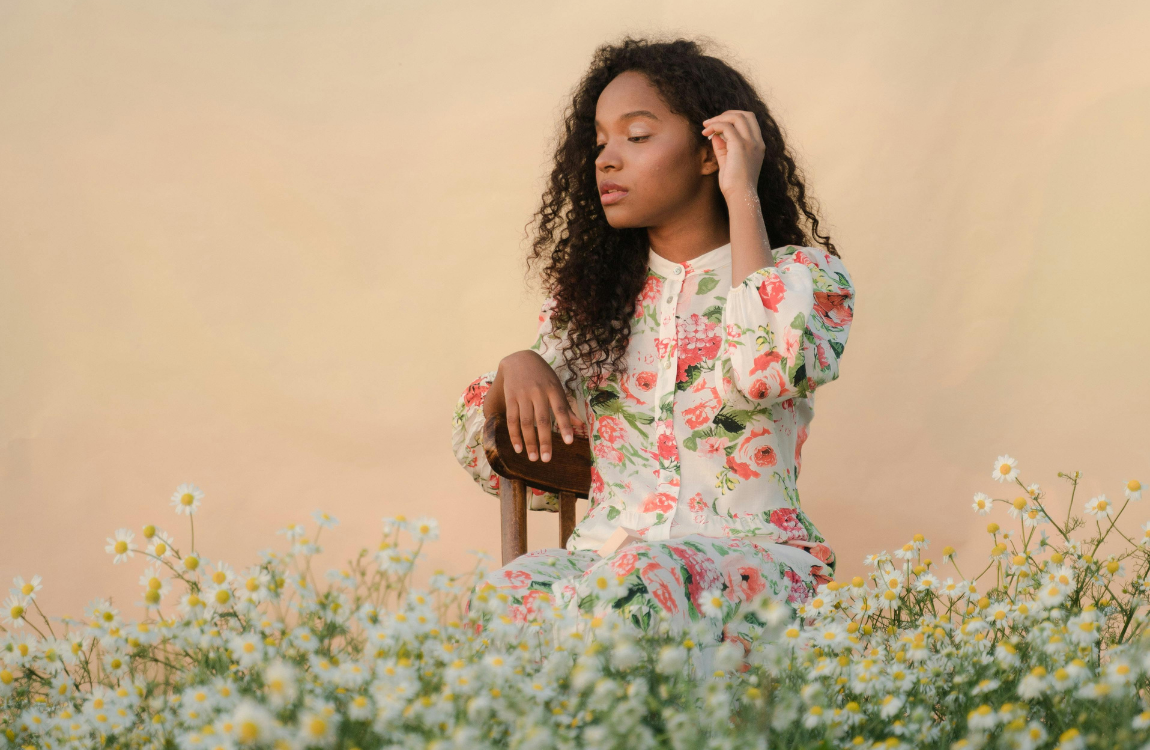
[593,71,717,228]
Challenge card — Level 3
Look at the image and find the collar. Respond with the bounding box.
[646,241,732,277]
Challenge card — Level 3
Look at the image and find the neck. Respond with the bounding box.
[645,188,729,264]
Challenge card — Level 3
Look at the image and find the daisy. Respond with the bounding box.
[2,593,28,628]
[1126,480,1142,502]
[298,710,339,749]
[938,577,964,599]
[206,561,237,588]
[1140,520,1150,548]
[104,528,136,564]
[170,483,204,516]
[992,455,1019,483]
[916,573,939,592]
[138,565,171,608]
[312,510,339,529]
[410,516,440,543]
[1007,496,1029,519]
[698,587,727,618]
[813,622,849,651]
[147,529,177,558]
[10,575,43,601]
[585,571,628,603]
[1083,494,1113,520]
[971,492,992,515]
[277,523,305,542]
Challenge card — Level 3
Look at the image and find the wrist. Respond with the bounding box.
[723,183,760,206]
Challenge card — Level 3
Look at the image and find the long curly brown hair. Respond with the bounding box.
[524,35,840,394]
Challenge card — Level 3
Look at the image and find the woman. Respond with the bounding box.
[451,37,855,656]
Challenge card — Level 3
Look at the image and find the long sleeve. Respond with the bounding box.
[717,245,854,406]
[450,296,589,512]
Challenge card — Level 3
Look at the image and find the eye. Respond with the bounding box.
[593,135,650,153]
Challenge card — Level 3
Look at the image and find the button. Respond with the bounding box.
[673,267,682,275]
[665,296,672,303]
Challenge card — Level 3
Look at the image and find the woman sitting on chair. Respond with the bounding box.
[451,37,855,657]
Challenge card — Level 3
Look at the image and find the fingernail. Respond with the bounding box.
[514,443,522,453]
[541,451,550,461]
[564,434,573,444]
[528,451,537,460]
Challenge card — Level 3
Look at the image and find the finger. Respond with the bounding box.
[547,388,576,444]
[703,117,749,148]
[705,114,752,145]
[517,397,540,460]
[739,111,763,146]
[704,121,744,152]
[532,392,553,461]
[505,397,523,453]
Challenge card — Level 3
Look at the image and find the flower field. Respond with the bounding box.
[3,456,1150,749]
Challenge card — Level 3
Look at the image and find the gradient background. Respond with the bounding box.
[2,2,1148,619]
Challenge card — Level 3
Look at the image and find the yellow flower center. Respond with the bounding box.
[114,541,128,554]
[999,463,1011,475]
[1128,480,1142,492]
[181,493,195,506]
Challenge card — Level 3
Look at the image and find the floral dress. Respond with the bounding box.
[452,241,855,651]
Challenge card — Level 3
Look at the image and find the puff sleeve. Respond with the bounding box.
[716,245,855,405]
[450,296,589,511]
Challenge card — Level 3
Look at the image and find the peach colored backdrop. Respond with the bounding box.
[2,2,1148,619]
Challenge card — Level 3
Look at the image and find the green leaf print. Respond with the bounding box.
[695,276,719,295]
[701,304,724,324]
[606,506,621,521]
[711,408,747,434]
[676,363,703,392]
[790,312,806,330]
[829,338,844,357]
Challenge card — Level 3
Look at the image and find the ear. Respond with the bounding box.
[699,139,720,176]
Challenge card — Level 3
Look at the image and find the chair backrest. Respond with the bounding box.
[482,413,591,565]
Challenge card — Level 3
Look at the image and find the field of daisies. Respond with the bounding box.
[3,455,1150,750]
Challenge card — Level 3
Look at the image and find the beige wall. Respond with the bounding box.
[2,2,1149,619]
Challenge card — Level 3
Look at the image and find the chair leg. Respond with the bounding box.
[558,491,576,550]
[500,478,528,567]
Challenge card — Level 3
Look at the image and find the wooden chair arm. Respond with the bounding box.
[482,412,592,565]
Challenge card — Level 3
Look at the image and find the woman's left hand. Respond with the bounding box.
[701,110,765,200]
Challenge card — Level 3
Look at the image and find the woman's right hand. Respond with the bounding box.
[483,350,584,462]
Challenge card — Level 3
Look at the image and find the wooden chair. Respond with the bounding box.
[482,412,592,566]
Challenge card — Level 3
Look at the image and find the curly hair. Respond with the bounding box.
[523,34,840,394]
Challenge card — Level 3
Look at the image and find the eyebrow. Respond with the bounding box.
[594,109,661,127]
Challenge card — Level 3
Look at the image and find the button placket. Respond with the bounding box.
[648,269,686,542]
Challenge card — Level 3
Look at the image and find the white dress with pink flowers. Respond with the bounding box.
[452,241,855,646]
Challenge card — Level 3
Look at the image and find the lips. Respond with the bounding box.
[600,181,628,205]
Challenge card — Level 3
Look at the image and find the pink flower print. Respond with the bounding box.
[725,454,760,480]
[815,342,830,369]
[634,370,657,391]
[640,492,676,514]
[720,554,768,603]
[736,427,776,468]
[814,290,853,327]
[639,275,663,307]
[769,508,808,542]
[654,336,674,360]
[592,440,626,466]
[618,373,645,405]
[757,273,787,312]
[682,382,722,429]
[808,543,834,566]
[750,350,782,375]
[462,378,489,408]
[589,466,605,499]
[781,326,802,362]
[498,569,532,590]
[748,368,788,401]
[676,314,722,382]
[656,419,679,461]
[794,426,808,473]
[610,550,639,578]
[668,543,723,613]
[784,568,811,604]
[596,415,626,445]
[522,589,551,620]
[687,492,708,513]
[640,561,680,616]
[698,436,730,457]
